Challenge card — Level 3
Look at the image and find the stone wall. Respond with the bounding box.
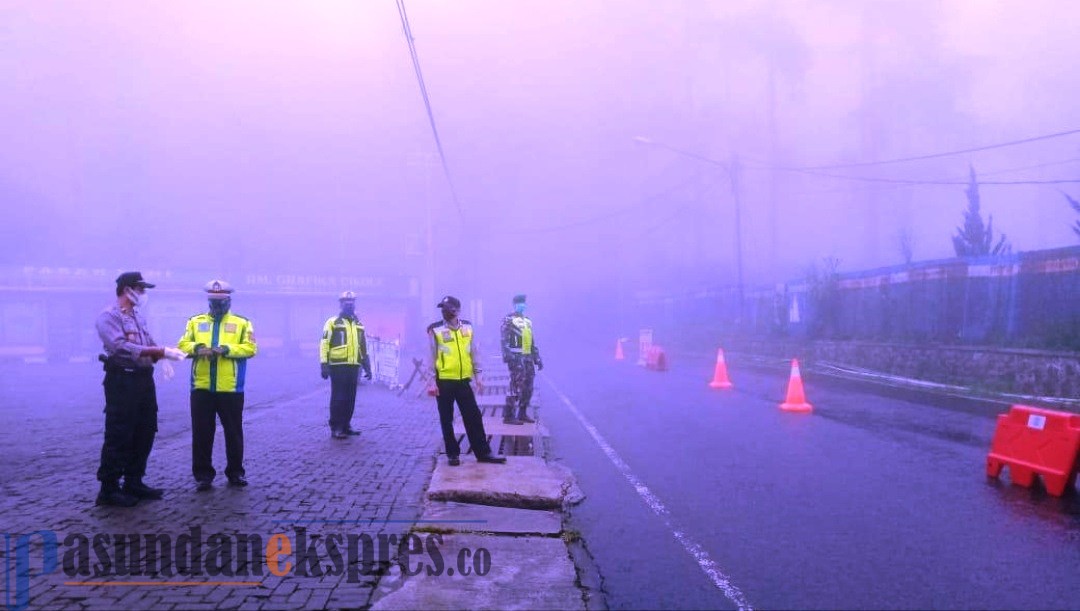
[727,338,1080,399]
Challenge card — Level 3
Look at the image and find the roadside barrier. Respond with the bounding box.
[986,405,1080,497]
[644,345,668,371]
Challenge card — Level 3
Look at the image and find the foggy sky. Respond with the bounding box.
[4,0,1080,306]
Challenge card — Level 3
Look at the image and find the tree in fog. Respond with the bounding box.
[805,255,842,339]
[897,227,916,265]
[952,166,1009,257]
[1064,192,1080,241]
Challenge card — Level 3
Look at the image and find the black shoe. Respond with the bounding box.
[503,417,523,425]
[96,487,139,507]
[345,428,362,436]
[476,454,507,464]
[123,479,164,500]
[227,477,249,488]
[517,413,536,424]
[195,480,213,492]
[448,457,461,466]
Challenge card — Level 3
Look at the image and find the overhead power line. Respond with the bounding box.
[767,166,1080,186]
[978,157,1080,177]
[395,0,463,217]
[505,170,706,235]
[772,127,1080,170]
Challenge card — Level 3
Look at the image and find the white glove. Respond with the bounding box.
[163,347,186,361]
[156,359,175,381]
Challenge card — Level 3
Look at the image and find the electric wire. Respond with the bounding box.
[395,0,463,217]
[504,170,707,235]
[763,166,1080,186]
[770,127,1080,170]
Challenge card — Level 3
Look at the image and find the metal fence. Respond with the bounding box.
[637,245,1080,351]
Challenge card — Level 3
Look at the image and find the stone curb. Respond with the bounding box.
[369,387,590,610]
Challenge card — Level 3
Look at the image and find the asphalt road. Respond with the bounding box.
[541,343,1080,610]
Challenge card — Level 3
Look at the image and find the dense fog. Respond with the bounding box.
[4,0,1080,349]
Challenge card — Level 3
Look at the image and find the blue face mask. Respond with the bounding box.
[514,303,526,315]
[208,298,230,319]
[341,302,356,317]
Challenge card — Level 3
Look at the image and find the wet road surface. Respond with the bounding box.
[542,344,1080,610]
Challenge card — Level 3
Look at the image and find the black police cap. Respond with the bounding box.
[116,271,155,289]
[437,295,461,309]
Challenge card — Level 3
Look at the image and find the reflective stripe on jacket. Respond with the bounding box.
[500,313,538,358]
[429,320,475,381]
[178,313,257,392]
[320,316,369,366]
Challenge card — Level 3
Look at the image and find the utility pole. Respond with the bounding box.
[633,136,747,328]
[408,153,437,341]
[766,61,779,281]
[729,153,746,326]
[859,3,882,266]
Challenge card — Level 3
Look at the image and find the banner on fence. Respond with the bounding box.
[638,329,653,367]
[368,336,401,389]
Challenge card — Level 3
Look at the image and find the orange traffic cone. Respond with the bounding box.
[708,348,733,389]
[614,339,625,361]
[779,359,813,413]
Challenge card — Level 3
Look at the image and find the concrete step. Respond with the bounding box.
[370,534,582,610]
[418,501,562,536]
[426,456,583,510]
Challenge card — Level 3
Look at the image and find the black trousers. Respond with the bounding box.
[328,365,359,433]
[507,357,536,409]
[435,379,492,458]
[191,390,245,482]
[97,368,158,485]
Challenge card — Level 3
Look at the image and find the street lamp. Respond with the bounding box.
[633,136,746,325]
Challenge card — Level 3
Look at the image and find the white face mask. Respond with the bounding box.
[125,287,148,308]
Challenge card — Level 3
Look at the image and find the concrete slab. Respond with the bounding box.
[454,418,549,437]
[427,457,584,510]
[476,393,509,406]
[370,535,583,611]
[475,393,542,407]
[419,501,562,535]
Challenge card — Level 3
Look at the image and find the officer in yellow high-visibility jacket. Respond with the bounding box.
[177,280,257,491]
[428,295,506,466]
[320,291,372,439]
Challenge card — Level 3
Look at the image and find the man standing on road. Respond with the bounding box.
[500,294,543,425]
[178,280,257,491]
[95,271,179,507]
[320,290,372,439]
[428,295,506,466]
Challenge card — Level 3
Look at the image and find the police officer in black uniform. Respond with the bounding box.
[94,272,167,507]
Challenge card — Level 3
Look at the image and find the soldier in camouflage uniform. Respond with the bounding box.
[500,294,543,425]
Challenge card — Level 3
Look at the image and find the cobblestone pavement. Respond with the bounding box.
[1,358,442,610]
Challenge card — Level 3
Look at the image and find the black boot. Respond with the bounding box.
[96,482,138,507]
[502,400,522,425]
[123,478,164,500]
[517,405,535,424]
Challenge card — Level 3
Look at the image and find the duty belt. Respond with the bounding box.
[99,354,153,376]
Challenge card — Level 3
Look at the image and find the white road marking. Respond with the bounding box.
[546,377,754,611]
